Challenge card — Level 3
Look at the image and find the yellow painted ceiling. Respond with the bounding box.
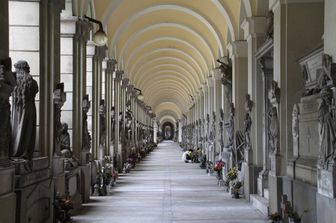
[93,0,253,122]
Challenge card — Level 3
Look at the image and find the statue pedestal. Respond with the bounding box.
[257,169,268,197]
[0,165,16,223]
[317,164,336,222]
[269,153,282,176]
[79,162,91,203]
[53,156,65,195]
[12,157,53,223]
[317,164,336,198]
[65,167,82,214]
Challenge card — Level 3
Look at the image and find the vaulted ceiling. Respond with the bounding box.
[91,0,259,123]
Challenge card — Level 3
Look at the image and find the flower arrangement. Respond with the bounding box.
[54,192,74,222]
[213,160,225,172]
[227,167,238,181]
[269,212,282,222]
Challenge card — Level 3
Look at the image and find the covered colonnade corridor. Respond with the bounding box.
[0,0,336,223]
[72,141,266,223]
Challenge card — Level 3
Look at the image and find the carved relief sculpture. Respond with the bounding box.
[82,95,91,152]
[11,60,39,159]
[0,58,16,163]
[318,87,336,167]
[54,83,66,156]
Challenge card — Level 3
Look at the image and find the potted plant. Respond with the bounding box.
[269,212,282,223]
[288,209,309,223]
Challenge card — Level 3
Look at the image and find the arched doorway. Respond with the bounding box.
[162,122,174,140]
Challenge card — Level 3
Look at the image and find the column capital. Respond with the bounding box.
[201,82,207,93]
[241,17,267,41]
[227,41,248,59]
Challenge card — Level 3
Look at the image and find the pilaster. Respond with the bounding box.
[227,41,248,130]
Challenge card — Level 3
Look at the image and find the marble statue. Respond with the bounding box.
[318,87,336,166]
[82,95,91,151]
[292,104,299,157]
[224,103,235,148]
[60,123,71,157]
[0,58,16,162]
[269,80,281,104]
[99,100,106,147]
[218,58,232,103]
[268,106,279,154]
[244,94,253,149]
[111,106,115,141]
[59,123,78,170]
[11,60,39,159]
[219,109,224,149]
[54,83,66,156]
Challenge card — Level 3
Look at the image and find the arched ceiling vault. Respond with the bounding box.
[93,0,254,118]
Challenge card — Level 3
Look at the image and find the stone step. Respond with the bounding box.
[250,194,269,216]
[264,188,269,200]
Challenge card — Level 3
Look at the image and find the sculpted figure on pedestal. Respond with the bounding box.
[318,87,336,167]
[244,94,253,149]
[54,83,66,156]
[111,106,115,141]
[60,123,78,170]
[218,57,232,103]
[82,95,91,152]
[224,103,235,148]
[0,58,16,162]
[11,60,38,159]
[268,106,279,154]
[219,109,224,149]
[99,100,106,147]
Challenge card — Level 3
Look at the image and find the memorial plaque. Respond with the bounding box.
[298,47,323,90]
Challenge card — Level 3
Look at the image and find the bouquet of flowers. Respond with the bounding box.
[227,167,238,181]
[213,160,225,172]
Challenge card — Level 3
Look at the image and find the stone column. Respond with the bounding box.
[227,41,248,131]
[114,71,123,172]
[92,46,105,160]
[213,69,222,159]
[105,59,116,157]
[207,76,215,162]
[241,17,267,198]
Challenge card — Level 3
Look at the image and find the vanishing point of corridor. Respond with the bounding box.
[73,142,267,223]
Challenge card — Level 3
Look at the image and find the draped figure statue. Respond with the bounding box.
[11,60,38,159]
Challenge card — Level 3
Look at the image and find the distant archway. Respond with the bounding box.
[162,122,174,140]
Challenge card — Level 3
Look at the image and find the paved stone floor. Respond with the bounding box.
[72,141,268,223]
